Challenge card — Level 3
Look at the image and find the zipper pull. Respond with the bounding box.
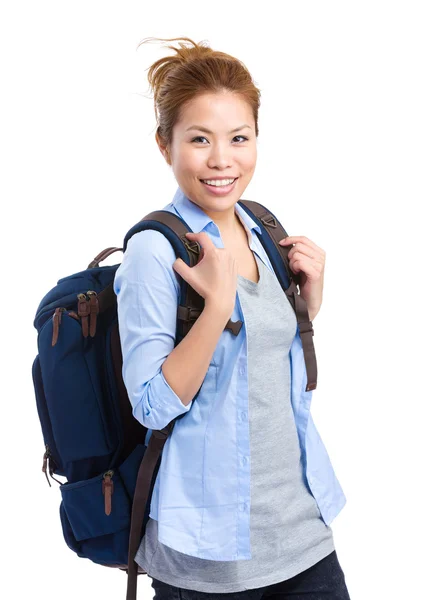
[52,307,66,347]
[42,447,52,487]
[77,293,90,338]
[102,470,114,515]
[87,291,99,337]
[42,444,62,486]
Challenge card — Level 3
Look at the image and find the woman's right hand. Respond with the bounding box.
[172,231,238,316]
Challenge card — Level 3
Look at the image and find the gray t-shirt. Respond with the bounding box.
[135,252,335,592]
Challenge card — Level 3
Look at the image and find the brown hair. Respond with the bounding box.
[137,36,261,152]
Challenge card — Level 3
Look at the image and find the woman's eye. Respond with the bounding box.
[191,135,248,144]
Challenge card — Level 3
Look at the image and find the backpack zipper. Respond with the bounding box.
[51,308,80,346]
[42,444,62,486]
[77,290,99,338]
[86,290,99,337]
[50,290,98,346]
[77,293,90,337]
[51,307,66,346]
[102,470,114,515]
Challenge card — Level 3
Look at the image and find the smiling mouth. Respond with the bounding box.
[199,177,239,183]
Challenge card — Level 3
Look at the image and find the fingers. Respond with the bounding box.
[185,231,215,253]
[172,256,190,283]
[174,232,214,287]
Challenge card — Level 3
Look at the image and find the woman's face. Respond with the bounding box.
[157,91,257,220]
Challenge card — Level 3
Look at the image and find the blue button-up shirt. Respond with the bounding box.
[113,186,347,561]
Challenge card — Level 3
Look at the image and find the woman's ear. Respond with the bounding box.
[155,132,171,165]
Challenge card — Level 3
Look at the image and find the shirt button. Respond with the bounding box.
[240,503,247,512]
[242,456,248,466]
[239,367,245,375]
[241,411,247,421]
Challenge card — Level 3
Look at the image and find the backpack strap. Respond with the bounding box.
[123,210,244,342]
[238,199,317,393]
[88,247,123,269]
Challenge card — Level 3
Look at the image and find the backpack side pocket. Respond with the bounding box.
[32,355,62,474]
[60,468,131,566]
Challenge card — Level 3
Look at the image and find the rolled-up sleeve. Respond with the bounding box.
[113,229,192,431]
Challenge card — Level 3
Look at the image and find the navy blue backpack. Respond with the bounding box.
[32,200,317,600]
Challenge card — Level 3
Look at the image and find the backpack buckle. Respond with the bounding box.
[177,305,201,322]
[181,236,201,255]
[261,214,277,228]
[298,320,314,336]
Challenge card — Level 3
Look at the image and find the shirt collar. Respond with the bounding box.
[170,186,262,238]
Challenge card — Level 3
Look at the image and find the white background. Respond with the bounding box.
[1,1,420,599]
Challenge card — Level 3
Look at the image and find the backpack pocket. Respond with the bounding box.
[60,468,131,565]
[59,442,156,566]
[38,309,115,465]
[32,355,62,473]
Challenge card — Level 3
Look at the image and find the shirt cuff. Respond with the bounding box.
[133,366,192,431]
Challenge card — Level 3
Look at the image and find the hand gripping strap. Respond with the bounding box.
[127,210,244,341]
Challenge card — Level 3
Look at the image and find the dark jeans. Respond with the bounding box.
[150,550,351,599]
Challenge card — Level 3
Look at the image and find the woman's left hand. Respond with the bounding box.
[279,236,326,322]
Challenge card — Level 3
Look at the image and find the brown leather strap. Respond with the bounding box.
[285,281,317,391]
[239,200,317,391]
[176,304,243,336]
[239,200,301,287]
[88,247,123,269]
[97,283,116,315]
[125,430,169,600]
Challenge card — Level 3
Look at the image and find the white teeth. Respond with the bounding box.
[202,178,235,187]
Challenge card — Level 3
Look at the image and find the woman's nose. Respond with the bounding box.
[207,145,233,169]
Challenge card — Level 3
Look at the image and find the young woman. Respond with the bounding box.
[114,37,351,599]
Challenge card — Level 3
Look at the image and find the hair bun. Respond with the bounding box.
[137,36,261,147]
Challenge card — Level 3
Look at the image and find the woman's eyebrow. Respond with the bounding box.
[185,124,252,134]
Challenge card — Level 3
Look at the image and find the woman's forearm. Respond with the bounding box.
[162,302,231,406]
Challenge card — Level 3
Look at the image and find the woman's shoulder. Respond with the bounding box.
[115,228,181,294]
[126,228,177,262]
[124,201,179,260]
